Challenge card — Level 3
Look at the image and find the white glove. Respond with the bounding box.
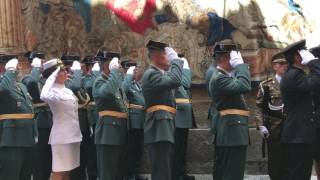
[92,62,100,71]
[259,126,270,138]
[165,47,178,61]
[31,57,42,68]
[5,58,18,71]
[109,57,120,70]
[70,61,81,71]
[126,66,135,75]
[181,58,190,69]
[229,51,244,68]
[299,49,316,65]
[52,66,61,78]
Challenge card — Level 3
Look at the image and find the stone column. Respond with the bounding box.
[0,0,24,53]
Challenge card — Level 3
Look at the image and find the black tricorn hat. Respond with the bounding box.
[61,55,80,66]
[310,45,320,58]
[146,40,168,51]
[82,56,95,66]
[120,60,137,69]
[24,51,45,61]
[0,54,17,63]
[96,50,120,62]
[213,40,241,55]
[280,39,306,57]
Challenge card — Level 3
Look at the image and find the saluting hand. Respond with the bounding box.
[5,58,18,71]
[299,50,316,65]
[229,51,244,68]
[70,61,81,71]
[31,57,42,68]
[165,47,179,62]
[92,62,100,71]
[126,66,135,75]
[109,57,120,70]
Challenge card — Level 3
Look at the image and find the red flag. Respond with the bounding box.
[106,0,157,34]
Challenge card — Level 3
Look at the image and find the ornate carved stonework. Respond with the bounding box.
[0,0,24,53]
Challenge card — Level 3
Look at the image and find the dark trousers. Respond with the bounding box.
[87,126,98,180]
[70,130,91,180]
[148,142,174,180]
[127,128,144,177]
[0,147,33,180]
[267,139,285,180]
[283,143,313,180]
[213,146,247,180]
[173,128,189,179]
[33,128,52,180]
[96,144,126,180]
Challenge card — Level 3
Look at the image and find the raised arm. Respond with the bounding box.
[40,67,60,102]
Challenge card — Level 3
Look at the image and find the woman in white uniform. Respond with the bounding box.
[40,59,82,180]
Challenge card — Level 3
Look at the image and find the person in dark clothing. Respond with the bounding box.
[280,39,320,180]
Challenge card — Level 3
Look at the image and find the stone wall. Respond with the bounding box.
[1,0,318,83]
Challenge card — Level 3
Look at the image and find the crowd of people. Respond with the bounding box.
[0,38,320,180]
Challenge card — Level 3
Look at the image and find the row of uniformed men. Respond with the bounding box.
[205,39,320,180]
[0,40,196,180]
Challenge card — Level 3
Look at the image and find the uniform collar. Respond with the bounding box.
[217,66,231,77]
[151,64,165,74]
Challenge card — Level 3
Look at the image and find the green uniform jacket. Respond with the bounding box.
[209,64,251,147]
[175,69,194,128]
[65,70,90,133]
[0,71,36,147]
[22,68,52,128]
[123,74,145,129]
[93,69,128,145]
[83,71,100,126]
[142,59,183,144]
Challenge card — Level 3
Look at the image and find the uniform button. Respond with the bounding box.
[113,122,116,125]
[311,118,314,122]
[238,121,241,123]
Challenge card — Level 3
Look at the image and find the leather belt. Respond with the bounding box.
[219,109,250,117]
[146,105,176,114]
[0,113,34,120]
[98,110,128,119]
[175,98,191,104]
[33,102,47,108]
[128,104,144,109]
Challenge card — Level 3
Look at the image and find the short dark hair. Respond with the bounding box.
[214,52,228,64]
[285,52,298,65]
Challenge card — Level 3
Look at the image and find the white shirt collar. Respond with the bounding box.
[275,74,282,83]
[151,64,165,74]
[54,83,65,88]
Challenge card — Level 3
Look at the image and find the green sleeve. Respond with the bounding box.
[65,70,83,92]
[92,70,101,78]
[30,68,41,82]
[93,69,123,98]
[211,64,251,95]
[122,74,133,94]
[144,59,183,91]
[181,69,192,89]
[0,70,17,95]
